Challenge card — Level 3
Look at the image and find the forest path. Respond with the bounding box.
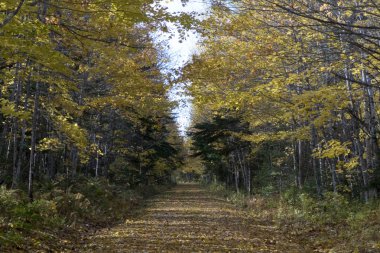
[83,184,307,252]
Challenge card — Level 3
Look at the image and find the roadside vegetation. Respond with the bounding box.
[0,178,171,252]
[207,182,380,252]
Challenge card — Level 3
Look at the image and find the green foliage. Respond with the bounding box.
[298,192,350,224]
[0,188,61,230]
[209,181,227,194]
[0,179,170,251]
[38,176,171,225]
[277,192,380,251]
[0,186,20,220]
[190,113,252,190]
[208,182,247,207]
[109,157,130,184]
[206,182,380,252]
[0,187,63,248]
[40,177,138,224]
[278,188,354,226]
[12,199,61,229]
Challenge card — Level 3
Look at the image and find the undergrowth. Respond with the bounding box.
[207,182,380,253]
[0,177,170,252]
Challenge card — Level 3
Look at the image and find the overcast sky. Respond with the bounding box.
[156,0,209,136]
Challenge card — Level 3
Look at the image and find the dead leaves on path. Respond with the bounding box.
[82,185,306,252]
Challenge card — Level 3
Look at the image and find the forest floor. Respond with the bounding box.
[80,184,309,252]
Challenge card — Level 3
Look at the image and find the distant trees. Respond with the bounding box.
[191,114,252,193]
[185,0,380,200]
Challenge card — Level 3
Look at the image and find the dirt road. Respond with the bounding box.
[83,184,307,252]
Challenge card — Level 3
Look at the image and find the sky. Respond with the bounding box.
[155,0,209,136]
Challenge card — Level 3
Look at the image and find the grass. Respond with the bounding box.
[0,177,172,252]
[207,182,380,253]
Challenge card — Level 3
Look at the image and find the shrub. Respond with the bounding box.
[296,192,350,224]
[0,187,63,249]
[283,186,301,206]
[0,186,20,221]
[209,182,226,193]
[13,199,62,232]
[54,191,92,224]
[1,177,170,251]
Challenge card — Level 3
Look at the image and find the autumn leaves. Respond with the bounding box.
[185,0,380,197]
[0,1,182,195]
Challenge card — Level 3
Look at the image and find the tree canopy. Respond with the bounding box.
[185,0,380,200]
[0,0,185,199]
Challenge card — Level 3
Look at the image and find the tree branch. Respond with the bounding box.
[0,0,25,29]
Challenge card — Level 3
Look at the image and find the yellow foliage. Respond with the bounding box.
[313,140,351,159]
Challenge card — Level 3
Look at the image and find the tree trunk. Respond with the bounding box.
[11,63,21,189]
[311,126,322,196]
[28,83,39,202]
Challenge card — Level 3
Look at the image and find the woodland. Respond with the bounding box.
[0,0,380,252]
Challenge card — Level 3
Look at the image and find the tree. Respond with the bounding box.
[0,0,184,199]
[183,0,380,200]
